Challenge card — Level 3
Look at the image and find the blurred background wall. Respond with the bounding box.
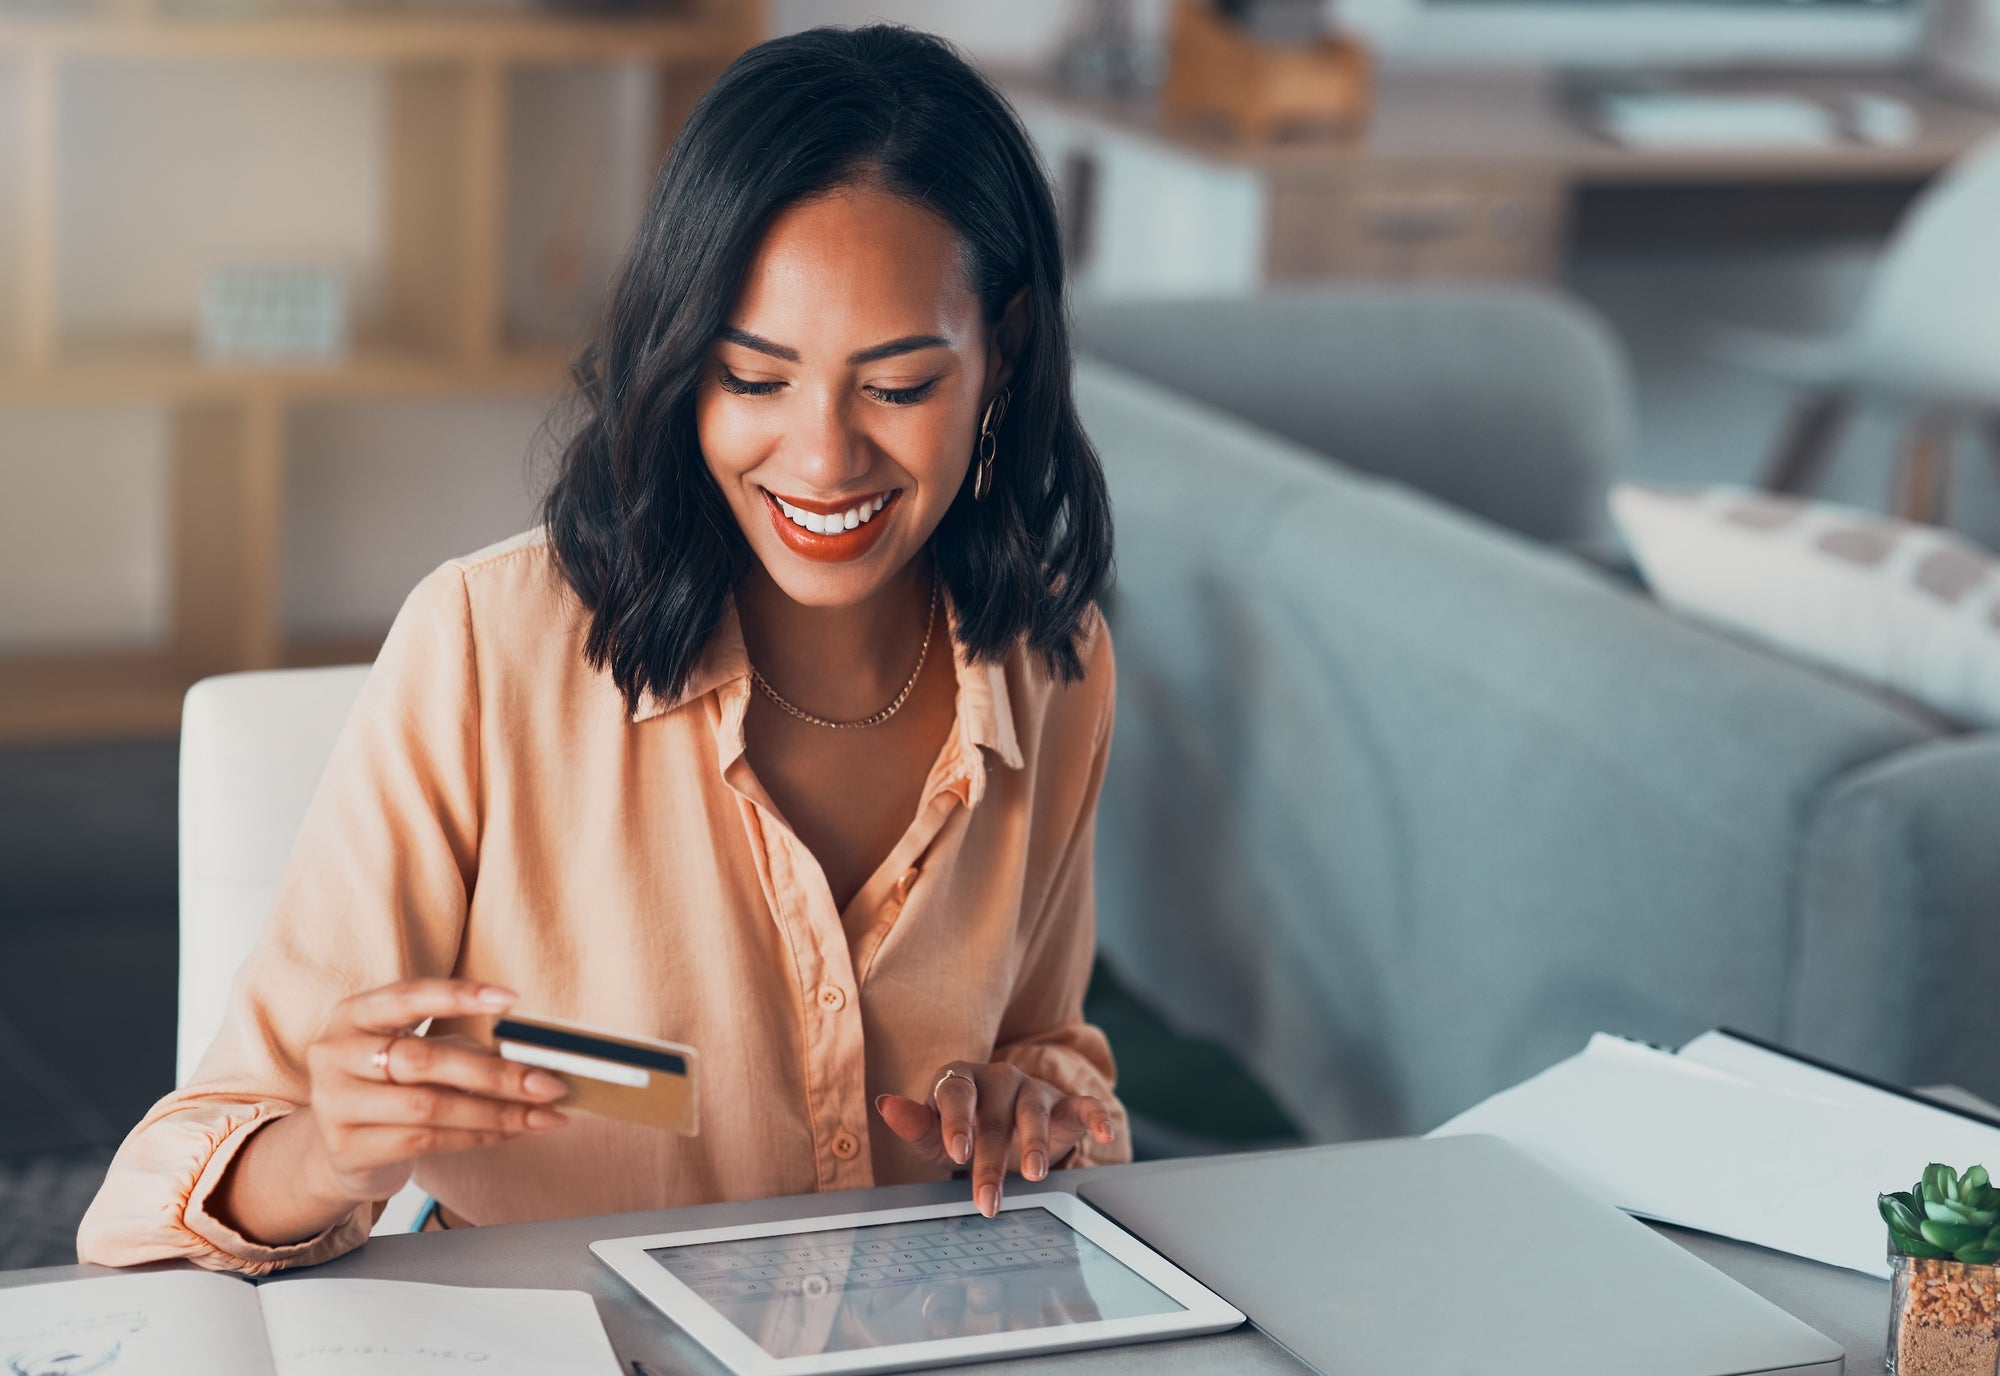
[0,2,1126,666]
[5,0,2000,679]
[0,53,664,656]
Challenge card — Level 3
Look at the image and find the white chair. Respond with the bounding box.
[179,664,427,1235]
[1710,131,2000,523]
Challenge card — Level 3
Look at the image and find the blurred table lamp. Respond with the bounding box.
[1162,0,1373,141]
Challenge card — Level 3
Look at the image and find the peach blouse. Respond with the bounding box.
[77,528,1126,1275]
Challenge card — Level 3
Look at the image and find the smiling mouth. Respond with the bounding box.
[768,489,894,535]
[759,488,902,564]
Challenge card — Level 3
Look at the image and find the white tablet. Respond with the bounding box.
[591,1191,1246,1375]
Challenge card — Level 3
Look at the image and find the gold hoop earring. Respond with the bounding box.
[973,389,1009,501]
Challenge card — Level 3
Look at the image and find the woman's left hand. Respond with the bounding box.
[874,1061,1117,1217]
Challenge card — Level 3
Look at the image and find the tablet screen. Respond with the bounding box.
[644,1207,1185,1358]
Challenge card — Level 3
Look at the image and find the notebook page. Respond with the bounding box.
[1678,1030,1862,1105]
[1680,1029,2000,1123]
[256,1278,621,1376]
[0,1271,274,1376]
[1429,1032,2000,1277]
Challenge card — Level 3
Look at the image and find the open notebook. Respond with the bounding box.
[1430,1028,2000,1278]
[0,1271,622,1375]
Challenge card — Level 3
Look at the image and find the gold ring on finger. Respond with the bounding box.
[931,1067,968,1108]
[371,1028,411,1084]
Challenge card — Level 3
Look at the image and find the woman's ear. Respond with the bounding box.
[985,288,1031,398]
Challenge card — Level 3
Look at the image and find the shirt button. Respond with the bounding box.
[831,1131,860,1160]
[818,985,847,1011]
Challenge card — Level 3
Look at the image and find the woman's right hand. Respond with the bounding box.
[301,978,571,1206]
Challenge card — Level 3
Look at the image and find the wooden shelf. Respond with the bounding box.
[0,649,195,742]
[284,630,386,669]
[0,632,389,744]
[0,11,756,64]
[0,3,759,741]
[0,336,575,402]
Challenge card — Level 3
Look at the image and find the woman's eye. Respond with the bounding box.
[868,379,941,406]
[717,368,781,397]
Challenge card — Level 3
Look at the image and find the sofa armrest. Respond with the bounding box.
[1074,285,1630,545]
[1791,737,2000,1105]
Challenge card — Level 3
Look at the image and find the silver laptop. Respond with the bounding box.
[1079,1134,1842,1376]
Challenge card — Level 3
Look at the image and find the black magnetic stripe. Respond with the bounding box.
[494,1019,687,1077]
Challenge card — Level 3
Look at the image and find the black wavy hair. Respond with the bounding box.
[541,24,1113,714]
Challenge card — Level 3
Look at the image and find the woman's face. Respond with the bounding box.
[696,184,1014,609]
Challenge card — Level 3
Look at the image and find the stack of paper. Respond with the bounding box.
[1428,1031,2000,1278]
[1591,93,1840,149]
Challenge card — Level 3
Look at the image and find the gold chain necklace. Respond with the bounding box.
[749,575,940,730]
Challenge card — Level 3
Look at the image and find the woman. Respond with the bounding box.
[78,23,1125,1274]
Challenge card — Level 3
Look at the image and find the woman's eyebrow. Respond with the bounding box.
[715,329,949,367]
[716,326,948,362]
[718,327,799,362]
[847,334,950,365]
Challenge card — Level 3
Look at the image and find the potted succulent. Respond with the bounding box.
[1882,1164,2000,1374]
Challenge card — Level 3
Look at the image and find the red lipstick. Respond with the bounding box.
[762,488,901,564]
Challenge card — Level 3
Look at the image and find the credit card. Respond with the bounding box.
[489,1012,699,1135]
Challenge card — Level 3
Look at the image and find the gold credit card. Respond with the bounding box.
[489,1012,699,1135]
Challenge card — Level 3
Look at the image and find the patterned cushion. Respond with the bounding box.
[1612,484,2000,729]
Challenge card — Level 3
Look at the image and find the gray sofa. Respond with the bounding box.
[1078,287,1627,547]
[1072,290,2000,1143]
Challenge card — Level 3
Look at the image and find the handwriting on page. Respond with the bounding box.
[267,1344,494,1364]
[4,1309,150,1376]
[257,1279,621,1376]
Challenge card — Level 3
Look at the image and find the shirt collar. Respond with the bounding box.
[629,599,750,724]
[628,593,1026,775]
[947,602,1025,774]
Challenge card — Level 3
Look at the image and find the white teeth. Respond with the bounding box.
[773,493,894,535]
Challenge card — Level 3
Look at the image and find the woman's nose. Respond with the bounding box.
[786,393,870,489]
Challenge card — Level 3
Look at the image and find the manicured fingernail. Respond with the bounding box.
[478,986,516,1007]
[951,1134,971,1163]
[528,1108,566,1129]
[1025,1151,1046,1180]
[525,1071,566,1098]
[873,1095,891,1116]
[977,1183,997,1216]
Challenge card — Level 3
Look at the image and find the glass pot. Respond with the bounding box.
[1891,1249,2000,1375]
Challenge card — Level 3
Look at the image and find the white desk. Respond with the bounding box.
[0,1148,1892,1373]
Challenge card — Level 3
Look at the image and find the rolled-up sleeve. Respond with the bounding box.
[77,562,484,1274]
[992,626,1130,1169]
